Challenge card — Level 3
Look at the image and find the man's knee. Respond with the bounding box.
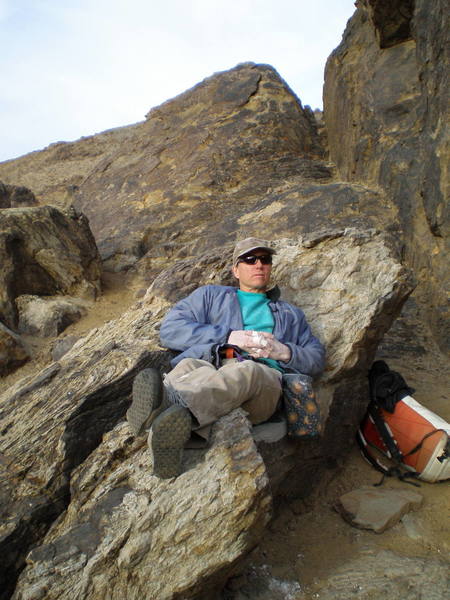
[170,357,212,374]
[244,360,282,386]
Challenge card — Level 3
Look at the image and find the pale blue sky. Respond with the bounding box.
[0,0,355,162]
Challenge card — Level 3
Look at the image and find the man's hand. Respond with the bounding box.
[227,330,291,362]
[260,336,291,362]
[227,330,269,354]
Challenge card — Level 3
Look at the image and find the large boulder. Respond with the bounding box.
[12,411,271,600]
[0,205,101,330]
[1,231,413,599]
[323,0,449,351]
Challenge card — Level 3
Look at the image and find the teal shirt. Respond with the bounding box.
[236,290,283,372]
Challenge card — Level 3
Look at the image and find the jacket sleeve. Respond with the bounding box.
[277,305,326,376]
[159,287,231,352]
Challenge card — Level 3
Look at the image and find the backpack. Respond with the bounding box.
[357,360,450,483]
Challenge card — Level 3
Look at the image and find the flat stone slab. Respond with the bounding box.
[335,486,423,533]
[252,416,287,444]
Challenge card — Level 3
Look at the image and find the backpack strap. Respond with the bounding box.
[403,428,449,461]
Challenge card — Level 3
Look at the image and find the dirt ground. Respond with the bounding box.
[2,274,449,599]
[222,443,449,599]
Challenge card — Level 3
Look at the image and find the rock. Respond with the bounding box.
[13,410,271,600]
[307,550,449,599]
[0,182,38,208]
[0,302,172,600]
[323,0,449,352]
[335,486,423,533]
[15,295,89,337]
[51,335,80,361]
[0,65,407,321]
[0,205,101,330]
[0,322,29,376]
[252,416,287,444]
[0,231,413,598]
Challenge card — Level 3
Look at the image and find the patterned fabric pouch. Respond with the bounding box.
[282,373,322,438]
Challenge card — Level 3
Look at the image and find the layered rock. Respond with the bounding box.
[12,412,271,600]
[324,0,449,351]
[0,205,101,331]
[2,63,394,278]
[1,231,413,599]
[0,63,402,283]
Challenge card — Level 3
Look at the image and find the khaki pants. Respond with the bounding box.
[164,358,282,439]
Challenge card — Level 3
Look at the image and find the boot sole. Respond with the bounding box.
[150,405,192,479]
[127,368,164,436]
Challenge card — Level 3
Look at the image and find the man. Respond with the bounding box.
[127,237,325,478]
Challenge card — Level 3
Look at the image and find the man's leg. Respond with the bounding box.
[164,358,281,436]
[127,367,191,479]
[126,368,168,435]
[128,358,281,478]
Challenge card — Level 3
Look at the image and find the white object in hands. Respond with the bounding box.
[228,330,291,362]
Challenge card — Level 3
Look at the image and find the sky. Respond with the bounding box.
[0,0,356,163]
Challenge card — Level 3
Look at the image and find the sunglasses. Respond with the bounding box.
[238,254,272,265]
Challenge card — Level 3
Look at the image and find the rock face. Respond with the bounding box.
[324,0,449,352]
[1,232,413,599]
[0,205,101,330]
[0,63,397,280]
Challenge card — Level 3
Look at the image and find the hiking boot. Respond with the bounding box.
[127,368,168,436]
[149,405,192,479]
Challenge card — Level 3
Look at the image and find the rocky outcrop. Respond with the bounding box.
[0,182,38,208]
[324,0,449,352]
[0,63,399,280]
[0,205,101,331]
[0,64,329,271]
[15,295,89,337]
[1,231,413,599]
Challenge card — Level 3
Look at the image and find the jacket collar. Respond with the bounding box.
[233,285,281,301]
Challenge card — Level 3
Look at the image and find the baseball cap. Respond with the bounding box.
[232,237,276,266]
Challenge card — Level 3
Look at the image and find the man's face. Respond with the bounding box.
[232,250,272,293]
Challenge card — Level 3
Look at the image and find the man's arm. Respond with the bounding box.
[159,287,231,352]
[281,336,325,376]
[273,304,326,376]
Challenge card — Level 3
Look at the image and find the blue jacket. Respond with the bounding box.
[160,285,325,376]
